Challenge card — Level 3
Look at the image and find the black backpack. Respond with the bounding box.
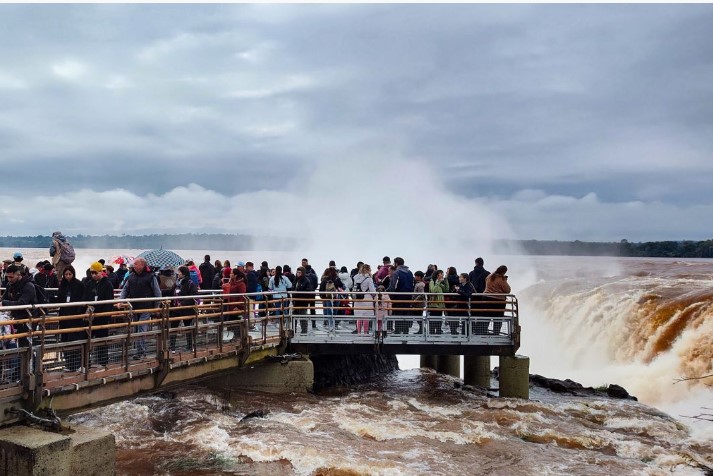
[354,278,365,300]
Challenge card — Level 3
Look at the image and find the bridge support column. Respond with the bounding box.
[464,356,491,388]
[499,354,530,399]
[0,425,115,476]
[435,355,460,378]
[420,355,437,370]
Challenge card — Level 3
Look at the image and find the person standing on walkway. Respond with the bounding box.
[386,257,414,335]
[484,265,511,336]
[199,255,216,290]
[353,264,376,335]
[56,265,86,371]
[49,231,75,279]
[84,262,114,367]
[116,257,161,359]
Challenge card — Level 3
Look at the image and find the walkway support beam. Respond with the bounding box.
[435,355,460,378]
[464,356,491,388]
[498,354,530,399]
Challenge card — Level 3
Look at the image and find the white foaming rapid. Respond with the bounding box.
[517,256,713,438]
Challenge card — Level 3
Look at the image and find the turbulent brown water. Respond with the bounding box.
[4,249,712,474]
[68,370,712,475]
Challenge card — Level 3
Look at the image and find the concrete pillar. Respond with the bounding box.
[499,354,530,399]
[420,355,437,370]
[0,425,115,476]
[464,355,491,388]
[435,355,460,378]
[207,358,314,393]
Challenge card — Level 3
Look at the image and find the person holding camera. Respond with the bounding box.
[484,265,511,335]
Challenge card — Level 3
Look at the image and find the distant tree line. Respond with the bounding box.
[497,239,713,258]
[0,233,258,251]
[0,234,712,258]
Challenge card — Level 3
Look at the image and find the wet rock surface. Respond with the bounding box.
[311,354,400,391]
[528,373,638,400]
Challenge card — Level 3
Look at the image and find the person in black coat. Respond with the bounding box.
[84,262,115,367]
[198,255,216,290]
[452,273,475,335]
[56,265,87,371]
[292,267,315,333]
[170,266,198,352]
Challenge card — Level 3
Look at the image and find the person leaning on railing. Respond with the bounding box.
[221,267,246,321]
[484,265,511,336]
[84,262,114,367]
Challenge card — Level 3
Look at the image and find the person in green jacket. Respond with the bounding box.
[427,270,449,335]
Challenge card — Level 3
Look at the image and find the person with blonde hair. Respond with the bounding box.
[353,264,376,334]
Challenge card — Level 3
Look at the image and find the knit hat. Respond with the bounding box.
[89,262,104,273]
[13,252,22,260]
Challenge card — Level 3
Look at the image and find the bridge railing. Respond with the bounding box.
[0,289,519,403]
[0,292,289,402]
[287,291,519,346]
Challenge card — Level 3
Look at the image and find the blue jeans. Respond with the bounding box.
[135,312,151,355]
[323,301,335,329]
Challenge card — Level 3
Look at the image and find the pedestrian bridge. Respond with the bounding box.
[0,291,519,427]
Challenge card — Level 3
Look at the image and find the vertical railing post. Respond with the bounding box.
[218,296,225,353]
[124,304,134,371]
[85,307,94,376]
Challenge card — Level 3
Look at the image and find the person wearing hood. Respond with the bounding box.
[386,257,414,335]
[353,264,376,335]
[185,260,201,288]
[56,265,86,371]
[49,231,75,279]
[158,266,177,298]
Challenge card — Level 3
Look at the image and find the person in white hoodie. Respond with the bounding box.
[338,266,353,292]
[353,264,376,334]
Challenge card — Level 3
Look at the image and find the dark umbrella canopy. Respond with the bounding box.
[136,248,185,269]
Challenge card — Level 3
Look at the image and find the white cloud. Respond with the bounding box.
[51,60,88,80]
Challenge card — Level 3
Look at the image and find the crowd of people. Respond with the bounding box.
[0,231,514,374]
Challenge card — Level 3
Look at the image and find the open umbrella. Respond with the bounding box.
[110,255,135,266]
[136,249,185,269]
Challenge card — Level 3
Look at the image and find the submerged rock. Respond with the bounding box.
[240,410,269,422]
[528,374,636,400]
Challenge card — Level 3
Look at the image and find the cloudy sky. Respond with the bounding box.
[1,4,712,243]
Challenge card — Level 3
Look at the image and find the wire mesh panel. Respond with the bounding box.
[0,348,24,387]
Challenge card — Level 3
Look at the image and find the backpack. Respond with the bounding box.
[33,283,49,305]
[354,278,365,300]
[55,239,76,264]
[254,282,264,301]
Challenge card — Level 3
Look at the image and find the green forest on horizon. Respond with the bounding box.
[0,234,711,258]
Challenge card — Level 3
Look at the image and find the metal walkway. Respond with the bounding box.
[0,290,519,425]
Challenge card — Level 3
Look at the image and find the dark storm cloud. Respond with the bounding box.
[0,4,711,239]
